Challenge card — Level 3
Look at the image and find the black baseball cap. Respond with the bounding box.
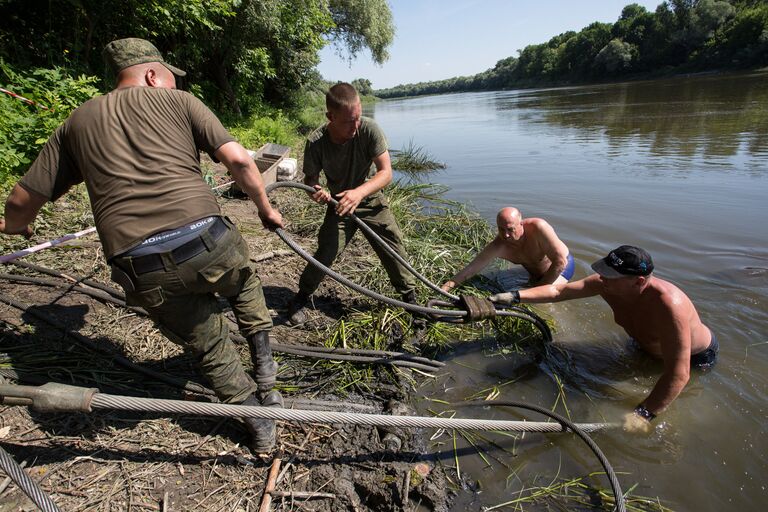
[591,245,654,278]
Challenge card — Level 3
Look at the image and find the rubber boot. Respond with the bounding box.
[248,331,278,393]
[240,391,283,453]
[402,290,428,331]
[287,291,310,325]
[240,393,276,453]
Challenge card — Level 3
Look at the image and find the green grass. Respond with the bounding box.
[391,139,446,174]
[227,112,301,150]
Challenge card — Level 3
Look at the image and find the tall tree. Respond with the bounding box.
[0,0,395,113]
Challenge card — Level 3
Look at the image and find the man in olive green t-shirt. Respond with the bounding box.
[287,82,418,325]
[0,38,283,453]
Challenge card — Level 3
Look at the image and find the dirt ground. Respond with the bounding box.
[0,165,457,511]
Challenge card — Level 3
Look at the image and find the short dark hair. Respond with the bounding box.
[326,82,359,111]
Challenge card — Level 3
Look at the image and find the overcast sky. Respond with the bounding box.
[318,0,662,89]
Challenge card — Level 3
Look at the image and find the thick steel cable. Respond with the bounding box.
[266,180,458,301]
[0,370,378,413]
[455,400,625,512]
[91,393,613,433]
[0,445,61,512]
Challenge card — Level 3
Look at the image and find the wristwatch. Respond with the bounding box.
[634,404,656,421]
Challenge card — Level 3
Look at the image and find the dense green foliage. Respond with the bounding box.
[0,0,394,114]
[377,0,768,98]
[0,61,100,183]
[0,0,394,181]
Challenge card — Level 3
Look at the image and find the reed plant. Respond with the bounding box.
[390,139,447,175]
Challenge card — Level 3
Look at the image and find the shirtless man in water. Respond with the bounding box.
[441,207,573,293]
[490,245,718,433]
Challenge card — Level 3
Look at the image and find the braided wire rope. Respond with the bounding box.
[91,392,613,433]
[0,445,61,512]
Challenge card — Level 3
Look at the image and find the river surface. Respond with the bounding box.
[369,72,768,511]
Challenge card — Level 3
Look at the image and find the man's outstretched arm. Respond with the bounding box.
[335,150,393,216]
[491,274,602,304]
[442,241,502,292]
[0,184,48,238]
[215,141,283,230]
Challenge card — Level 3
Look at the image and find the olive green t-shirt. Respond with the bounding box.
[302,117,388,197]
[20,87,234,258]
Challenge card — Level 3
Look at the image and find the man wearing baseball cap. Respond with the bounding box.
[0,38,284,452]
[490,245,717,433]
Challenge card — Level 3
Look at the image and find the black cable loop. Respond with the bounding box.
[453,400,625,512]
[266,181,458,301]
[265,181,553,341]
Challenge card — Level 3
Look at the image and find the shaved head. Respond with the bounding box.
[496,207,524,241]
[497,207,521,226]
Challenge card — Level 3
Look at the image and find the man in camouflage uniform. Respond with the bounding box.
[0,38,282,452]
[287,82,419,325]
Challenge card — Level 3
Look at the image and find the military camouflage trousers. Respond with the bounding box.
[298,194,416,297]
[110,217,272,404]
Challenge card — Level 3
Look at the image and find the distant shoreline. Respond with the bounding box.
[375,66,767,100]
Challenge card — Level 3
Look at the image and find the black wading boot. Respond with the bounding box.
[287,291,310,325]
[248,330,278,391]
[402,290,428,331]
[240,391,283,453]
[244,331,283,452]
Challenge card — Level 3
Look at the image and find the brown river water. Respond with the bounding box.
[370,71,768,511]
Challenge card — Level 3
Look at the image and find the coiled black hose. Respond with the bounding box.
[265,181,553,341]
[454,400,625,512]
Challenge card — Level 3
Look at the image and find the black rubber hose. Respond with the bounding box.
[270,342,445,367]
[0,269,445,370]
[266,180,458,301]
[274,344,441,372]
[265,181,553,341]
[8,259,124,298]
[454,400,625,512]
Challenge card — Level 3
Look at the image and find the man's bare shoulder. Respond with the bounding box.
[523,217,550,228]
[646,277,693,312]
[523,217,556,234]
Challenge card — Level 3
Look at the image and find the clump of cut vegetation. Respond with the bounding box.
[391,139,447,174]
[483,472,673,511]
